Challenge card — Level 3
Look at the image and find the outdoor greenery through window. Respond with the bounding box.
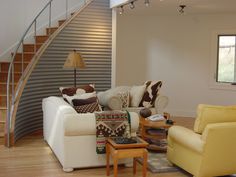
[217,35,236,83]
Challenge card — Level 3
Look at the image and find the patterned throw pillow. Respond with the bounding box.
[117,91,129,109]
[139,81,162,108]
[72,96,98,106]
[74,102,101,113]
[63,92,96,105]
[59,84,95,96]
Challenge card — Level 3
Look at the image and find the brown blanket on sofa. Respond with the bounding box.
[95,111,130,154]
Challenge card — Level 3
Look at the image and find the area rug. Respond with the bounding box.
[136,152,180,173]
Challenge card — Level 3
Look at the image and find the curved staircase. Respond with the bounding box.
[0,15,67,145]
[0,0,102,147]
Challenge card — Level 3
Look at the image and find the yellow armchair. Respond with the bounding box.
[167,104,236,177]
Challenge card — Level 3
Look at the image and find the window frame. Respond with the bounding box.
[216,34,236,84]
[210,30,236,91]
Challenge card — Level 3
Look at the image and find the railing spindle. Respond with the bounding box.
[34,20,37,54]
[66,0,68,19]
[49,2,52,35]
[21,41,24,76]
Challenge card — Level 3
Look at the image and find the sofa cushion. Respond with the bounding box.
[72,96,97,106]
[74,101,101,113]
[130,85,146,107]
[139,81,162,108]
[63,92,97,105]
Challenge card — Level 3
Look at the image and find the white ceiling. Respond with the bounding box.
[120,0,236,15]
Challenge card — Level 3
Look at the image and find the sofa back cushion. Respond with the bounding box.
[139,81,162,108]
[130,85,146,107]
[194,104,236,134]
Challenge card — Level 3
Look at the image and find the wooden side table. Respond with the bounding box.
[139,117,173,151]
[106,137,148,177]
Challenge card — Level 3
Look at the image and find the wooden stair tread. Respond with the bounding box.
[0,120,5,124]
[0,107,7,110]
[1,71,22,74]
[0,82,16,85]
[0,61,30,63]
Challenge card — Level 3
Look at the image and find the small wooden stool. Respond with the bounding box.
[106,137,148,177]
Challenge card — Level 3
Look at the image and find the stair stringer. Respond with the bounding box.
[9,0,112,145]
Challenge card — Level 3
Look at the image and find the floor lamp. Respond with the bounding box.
[63,50,86,87]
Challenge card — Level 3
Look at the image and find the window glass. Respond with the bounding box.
[217,35,236,83]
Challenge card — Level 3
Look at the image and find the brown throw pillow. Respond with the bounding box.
[139,81,162,108]
[74,102,101,113]
[72,97,98,106]
[59,84,95,96]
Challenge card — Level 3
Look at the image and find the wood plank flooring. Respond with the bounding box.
[0,117,234,177]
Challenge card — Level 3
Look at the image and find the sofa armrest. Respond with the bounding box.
[168,125,204,153]
[63,112,140,136]
[154,95,169,114]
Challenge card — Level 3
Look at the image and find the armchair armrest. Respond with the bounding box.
[201,122,236,148]
[168,126,204,153]
[154,95,169,114]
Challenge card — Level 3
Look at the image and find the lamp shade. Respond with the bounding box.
[63,50,86,69]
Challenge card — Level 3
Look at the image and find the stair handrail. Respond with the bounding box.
[6,0,89,147]
[6,0,54,147]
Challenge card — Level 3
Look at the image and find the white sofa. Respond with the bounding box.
[42,96,139,172]
[97,86,169,115]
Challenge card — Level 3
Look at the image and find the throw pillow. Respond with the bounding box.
[117,91,130,109]
[129,85,146,107]
[59,84,95,96]
[74,102,101,113]
[63,92,97,105]
[72,96,98,106]
[139,81,162,108]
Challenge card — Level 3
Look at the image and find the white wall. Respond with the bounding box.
[0,0,84,62]
[116,13,236,117]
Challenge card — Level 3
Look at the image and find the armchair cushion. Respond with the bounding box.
[194,104,236,133]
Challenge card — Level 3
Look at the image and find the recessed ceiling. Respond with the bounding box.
[119,0,236,15]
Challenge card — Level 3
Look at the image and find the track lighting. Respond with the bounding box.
[130,1,135,9]
[144,0,150,7]
[119,5,124,15]
[118,0,152,15]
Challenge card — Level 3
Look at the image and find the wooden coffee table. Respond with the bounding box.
[106,137,148,177]
[139,117,173,151]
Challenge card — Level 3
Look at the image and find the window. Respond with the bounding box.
[217,35,236,83]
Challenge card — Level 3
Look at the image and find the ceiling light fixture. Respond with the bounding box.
[130,1,135,9]
[179,5,186,14]
[119,5,124,15]
[144,0,150,7]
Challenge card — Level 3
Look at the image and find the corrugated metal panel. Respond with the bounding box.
[14,0,111,142]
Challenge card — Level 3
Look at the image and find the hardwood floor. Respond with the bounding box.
[0,117,234,177]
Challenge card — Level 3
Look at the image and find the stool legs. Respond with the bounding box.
[142,149,148,177]
[106,143,110,176]
[133,158,137,175]
[113,151,118,177]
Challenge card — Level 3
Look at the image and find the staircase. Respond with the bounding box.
[0,0,91,146]
[0,23,65,144]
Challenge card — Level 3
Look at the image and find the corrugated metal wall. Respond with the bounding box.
[14,0,112,142]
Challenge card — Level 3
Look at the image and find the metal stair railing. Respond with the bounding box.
[6,0,90,147]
